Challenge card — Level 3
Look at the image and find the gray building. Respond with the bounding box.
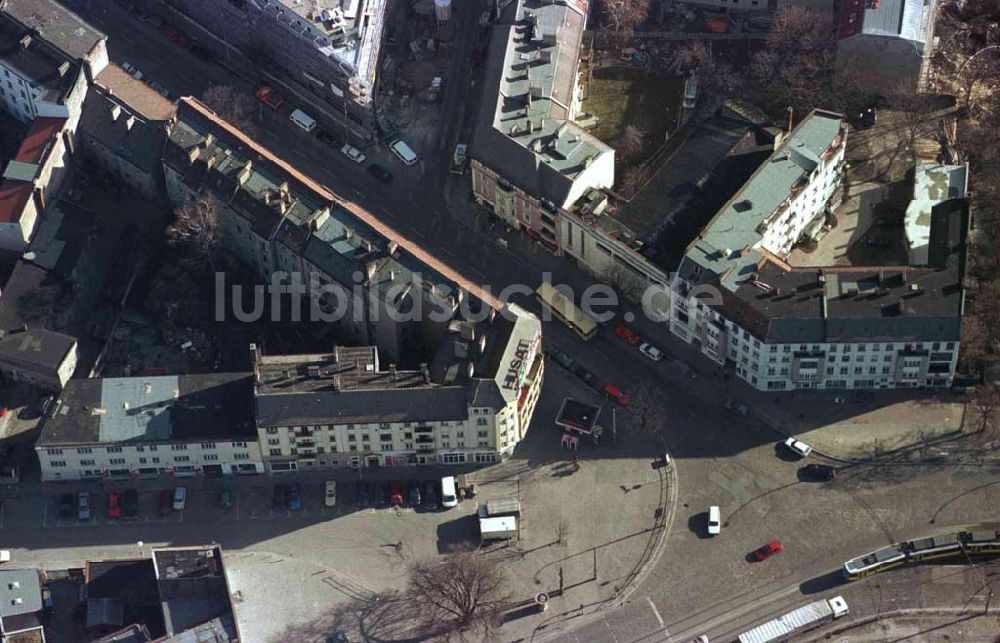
[0,325,77,390]
[0,568,43,636]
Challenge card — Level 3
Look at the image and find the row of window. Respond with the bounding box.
[48,453,252,468]
[47,442,250,456]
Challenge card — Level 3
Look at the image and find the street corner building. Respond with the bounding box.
[669,110,969,392]
[470,0,615,254]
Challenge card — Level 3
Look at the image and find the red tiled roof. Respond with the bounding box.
[14,117,66,164]
[0,181,32,224]
[180,97,504,311]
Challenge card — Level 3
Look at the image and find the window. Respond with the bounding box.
[80,459,95,466]
[348,434,356,442]
[77,447,92,454]
[50,461,67,467]
[204,454,219,461]
[151,457,160,463]
[175,456,190,462]
[136,446,145,452]
[478,430,489,438]
[234,453,249,461]
[148,445,158,451]
[477,418,488,426]
[270,448,282,456]
[201,442,216,449]
[233,442,247,448]
[107,447,123,453]
[267,427,278,434]
[379,433,392,442]
[109,458,126,465]
[268,438,280,445]
[48,449,64,455]
[171,444,188,451]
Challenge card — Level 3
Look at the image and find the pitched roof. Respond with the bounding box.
[1,0,105,60]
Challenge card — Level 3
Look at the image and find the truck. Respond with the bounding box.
[737,596,848,643]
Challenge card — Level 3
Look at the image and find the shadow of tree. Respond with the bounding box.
[270,592,450,643]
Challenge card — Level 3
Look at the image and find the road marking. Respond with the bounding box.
[646,596,665,629]
[602,613,622,643]
[1,501,5,529]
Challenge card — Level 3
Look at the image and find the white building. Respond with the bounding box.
[36,373,263,481]
[670,110,967,391]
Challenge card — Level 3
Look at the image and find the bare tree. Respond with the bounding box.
[602,261,645,299]
[666,41,743,103]
[200,85,259,134]
[618,124,647,159]
[598,0,651,48]
[971,385,1000,437]
[407,547,511,640]
[167,196,222,272]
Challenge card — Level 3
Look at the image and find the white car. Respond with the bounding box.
[340,144,366,164]
[324,480,337,508]
[707,506,721,535]
[639,342,663,362]
[784,437,813,457]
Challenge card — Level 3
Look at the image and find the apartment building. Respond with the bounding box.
[0,0,109,82]
[254,307,543,472]
[162,0,389,125]
[471,0,614,253]
[669,110,968,390]
[904,163,967,266]
[837,0,937,92]
[35,372,263,481]
[0,325,77,390]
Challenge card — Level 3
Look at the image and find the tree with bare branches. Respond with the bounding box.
[167,196,222,272]
[665,41,743,103]
[200,85,259,134]
[618,124,647,159]
[971,384,1000,437]
[407,548,511,639]
[598,0,651,48]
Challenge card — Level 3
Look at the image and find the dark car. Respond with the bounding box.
[159,489,173,516]
[752,540,784,561]
[573,365,595,386]
[288,483,302,511]
[801,463,836,481]
[368,163,393,183]
[407,480,421,506]
[422,481,438,509]
[316,129,339,146]
[356,481,371,508]
[58,493,74,520]
[123,489,139,519]
[273,484,289,511]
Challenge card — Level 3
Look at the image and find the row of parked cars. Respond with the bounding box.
[62,487,188,521]
[351,477,459,510]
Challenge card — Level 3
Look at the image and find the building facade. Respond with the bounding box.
[35,373,264,481]
[0,326,77,390]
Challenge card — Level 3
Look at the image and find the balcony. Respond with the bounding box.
[414,426,433,434]
[415,436,434,445]
[416,445,435,453]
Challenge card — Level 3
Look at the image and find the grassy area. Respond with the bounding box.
[581,66,683,167]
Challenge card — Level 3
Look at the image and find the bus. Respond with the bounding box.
[535,282,598,341]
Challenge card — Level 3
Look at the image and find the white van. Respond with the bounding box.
[440,476,458,508]
[707,506,721,535]
[390,139,418,165]
[289,108,317,133]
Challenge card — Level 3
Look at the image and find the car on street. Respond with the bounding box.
[422,481,437,509]
[123,489,139,519]
[273,484,289,511]
[340,144,366,163]
[801,463,836,481]
[59,494,74,520]
[172,487,186,511]
[707,506,721,535]
[37,395,54,416]
[122,62,143,81]
[639,342,663,362]
[545,347,574,370]
[752,540,784,561]
[388,481,404,507]
[316,129,339,147]
[220,487,234,508]
[159,489,173,516]
[783,437,813,458]
[614,324,641,347]
[603,383,630,406]
[356,482,371,508]
[78,492,90,521]
[288,483,302,511]
[149,80,170,97]
[407,479,421,506]
[368,163,393,183]
[166,31,189,45]
[724,399,750,417]
[324,481,337,507]
[255,84,284,110]
[106,492,122,519]
[573,365,595,386]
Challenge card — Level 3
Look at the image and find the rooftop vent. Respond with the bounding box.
[733,199,753,213]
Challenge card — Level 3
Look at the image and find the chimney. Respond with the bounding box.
[333,374,341,391]
[110,104,121,121]
[279,181,289,198]
[19,34,31,48]
[365,261,377,280]
[187,146,201,164]
[57,61,70,77]
[387,240,398,256]
[278,200,288,216]
[344,227,353,240]
[204,133,215,148]
[125,115,135,131]
[237,160,252,185]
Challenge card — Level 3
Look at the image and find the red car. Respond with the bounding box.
[159,489,173,516]
[753,540,784,561]
[166,31,189,45]
[387,481,404,507]
[255,84,285,110]
[614,324,641,347]
[106,492,122,519]
[603,384,630,406]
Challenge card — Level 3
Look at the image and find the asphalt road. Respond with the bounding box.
[34,2,1000,640]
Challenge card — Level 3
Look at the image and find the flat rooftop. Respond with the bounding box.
[905,163,967,259]
[0,18,81,102]
[1,0,105,60]
[94,65,177,121]
[861,0,931,44]
[555,397,601,433]
[0,325,75,372]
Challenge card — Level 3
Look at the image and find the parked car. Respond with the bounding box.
[288,483,302,511]
[573,366,595,386]
[273,484,289,510]
[368,163,393,183]
[123,489,139,519]
[37,395,54,416]
[172,487,187,511]
[149,80,169,97]
[106,492,122,519]
[316,129,339,147]
[355,481,371,508]
[166,31,189,45]
[220,486,234,509]
[639,342,663,362]
[783,437,813,458]
[724,399,749,417]
[752,540,784,561]
[59,493,74,520]
[122,62,142,81]
[407,480,421,506]
[159,489,173,516]
[545,347,574,370]
[422,481,438,509]
[78,492,90,521]
[614,324,641,347]
[255,84,284,110]
[387,481,404,507]
[707,505,721,535]
[340,144,366,163]
[324,481,337,508]
[603,383,630,406]
[801,463,836,481]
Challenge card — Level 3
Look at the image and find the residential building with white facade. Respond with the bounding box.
[36,372,263,481]
[669,110,968,391]
[471,0,614,253]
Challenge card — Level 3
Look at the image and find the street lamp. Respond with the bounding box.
[958,45,1000,108]
[137,541,144,557]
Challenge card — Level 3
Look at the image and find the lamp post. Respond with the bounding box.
[958,45,1000,109]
